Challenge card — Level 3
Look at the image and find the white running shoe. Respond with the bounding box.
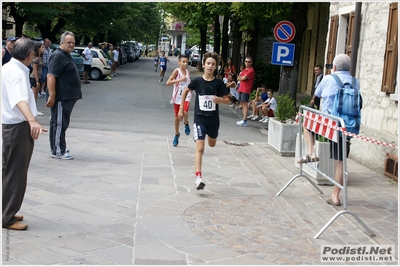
[37,111,44,116]
[50,150,74,160]
[195,176,205,190]
[236,120,248,127]
[251,115,259,121]
[247,114,254,119]
[262,117,269,123]
[259,116,266,122]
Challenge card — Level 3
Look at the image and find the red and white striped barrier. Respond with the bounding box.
[296,111,398,149]
[302,111,338,141]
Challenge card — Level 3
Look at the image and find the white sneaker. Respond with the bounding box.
[236,120,248,127]
[195,176,205,190]
[50,150,74,160]
[251,115,259,121]
[247,114,254,119]
[37,111,44,116]
[262,117,269,123]
[259,116,266,122]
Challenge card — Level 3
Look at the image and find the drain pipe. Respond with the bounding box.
[350,2,362,76]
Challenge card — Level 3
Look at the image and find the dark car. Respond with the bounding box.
[174,48,181,56]
[120,44,135,63]
[51,44,84,76]
[124,41,140,61]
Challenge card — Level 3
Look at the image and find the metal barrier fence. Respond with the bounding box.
[276,105,375,239]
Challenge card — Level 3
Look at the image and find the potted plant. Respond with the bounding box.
[274,93,297,123]
[268,93,299,156]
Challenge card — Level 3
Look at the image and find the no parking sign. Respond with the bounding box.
[273,20,296,43]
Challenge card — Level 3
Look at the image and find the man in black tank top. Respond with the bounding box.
[2,36,16,66]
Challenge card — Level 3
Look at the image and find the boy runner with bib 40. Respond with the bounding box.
[178,52,231,190]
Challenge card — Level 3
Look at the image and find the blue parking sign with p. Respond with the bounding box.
[271,42,295,66]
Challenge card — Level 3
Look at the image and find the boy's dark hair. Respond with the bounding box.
[178,54,188,60]
[267,89,273,94]
[203,52,220,66]
[260,84,267,90]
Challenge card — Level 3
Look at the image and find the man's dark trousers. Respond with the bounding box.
[2,121,34,227]
[49,99,78,157]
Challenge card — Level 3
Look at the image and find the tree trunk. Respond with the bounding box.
[231,16,242,72]
[199,26,207,71]
[247,19,260,63]
[83,36,91,45]
[8,3,27,38]
[213,15,221,55]
[221,14,230,62]
[37,18,67,43]
[279,3,309,101]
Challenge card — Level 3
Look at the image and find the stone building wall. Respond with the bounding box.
[329,2,398,174]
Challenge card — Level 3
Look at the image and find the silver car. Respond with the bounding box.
[189,48,200,66]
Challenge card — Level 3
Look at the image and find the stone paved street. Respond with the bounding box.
[1,56,398,266]
[2,126,397,265]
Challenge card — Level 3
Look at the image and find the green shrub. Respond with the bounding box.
[300,98,311,106]
[275,93,296,123]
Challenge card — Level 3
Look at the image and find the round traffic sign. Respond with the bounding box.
[273,20,296,43]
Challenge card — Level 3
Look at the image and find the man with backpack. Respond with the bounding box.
[313,54,361,207]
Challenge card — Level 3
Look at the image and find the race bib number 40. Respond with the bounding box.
[199,95,216,111]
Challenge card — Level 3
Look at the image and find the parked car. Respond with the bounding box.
[189,48,200,66]
[168,48,181,57]
[116,46,127,65]
[51,44,84,77]
[74,46,111,80]
[125,41,140,61]
[120,44,135,62]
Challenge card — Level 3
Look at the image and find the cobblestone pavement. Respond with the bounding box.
[2,125,397,265]
[1,60,398,265]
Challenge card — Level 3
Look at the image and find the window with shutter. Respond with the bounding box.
[325,15,338,75]
[345,11,355,57]
[381,2,398,94]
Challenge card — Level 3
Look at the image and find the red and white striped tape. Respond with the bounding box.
[297,111,398,149]
[303,110,338,141]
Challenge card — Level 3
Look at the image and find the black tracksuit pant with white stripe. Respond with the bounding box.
[49,99,78,157]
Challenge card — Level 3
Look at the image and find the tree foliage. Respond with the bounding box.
[3,2,161,45]
[3,2,307,99]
